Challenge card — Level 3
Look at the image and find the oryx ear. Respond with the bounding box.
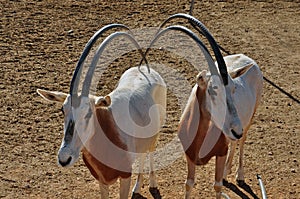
[230,63,254,78]
[37,89,67,103]
[196,70,208,89]
[95,95,111,108]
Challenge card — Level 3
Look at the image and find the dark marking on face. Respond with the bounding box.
[64,120,75,143]
[208,84,218,100]
[84,108,93,120]
[226,98,235,115]
[84,107,93,128]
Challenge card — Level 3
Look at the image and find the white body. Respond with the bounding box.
[109,66,166,153]
[37,66,166,199]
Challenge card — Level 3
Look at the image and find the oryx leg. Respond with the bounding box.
[215,155,227,199]
[236,125,250,185]
[223,140,237,181]
[185,157,196,199]
[99,182,109,199]
[149,152,161,199]
[132,154,146,199]
[120,177,131,199]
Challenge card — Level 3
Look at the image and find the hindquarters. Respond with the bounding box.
[151,81,167,127]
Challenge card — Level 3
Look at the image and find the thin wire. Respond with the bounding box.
[189,0,300,104]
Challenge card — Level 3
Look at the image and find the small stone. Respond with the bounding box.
[24,184,31,189]
[291,169,296,173]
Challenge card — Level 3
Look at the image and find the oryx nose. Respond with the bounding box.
[231,129,243,140]
[58,156,72,167]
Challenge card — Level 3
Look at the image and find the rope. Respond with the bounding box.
[188,0,300,104]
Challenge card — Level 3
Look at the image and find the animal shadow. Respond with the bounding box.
[223,179,260,199]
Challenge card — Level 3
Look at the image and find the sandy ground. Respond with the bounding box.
[1,0,299,198]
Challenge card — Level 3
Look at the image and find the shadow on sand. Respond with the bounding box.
[223,179,260,199]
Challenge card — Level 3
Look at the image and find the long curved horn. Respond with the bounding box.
[155,13,229,85]
[81,31,147,97]
[69,24,133,98]
[145,25,218,75]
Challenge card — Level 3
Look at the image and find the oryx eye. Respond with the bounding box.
[208,84,217,97]
[84,108,93,120]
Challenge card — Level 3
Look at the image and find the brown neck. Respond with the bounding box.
[82,107,131,184]
[95,107,127,150]
[179,86,228,165]
[184,86,211,162]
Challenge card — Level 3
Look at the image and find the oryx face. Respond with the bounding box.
[58,95,95,167]
[198,71,243,140]
[222,79,243,140]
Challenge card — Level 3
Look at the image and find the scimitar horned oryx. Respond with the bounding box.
[37,24,166,199]
[146,13,263,199]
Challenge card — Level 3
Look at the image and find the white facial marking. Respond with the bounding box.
[204,75,243,140]
[58,95,95,167]
[72,96,95,146]
[206,75,226,131]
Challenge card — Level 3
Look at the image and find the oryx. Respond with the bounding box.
[37,24,166,199]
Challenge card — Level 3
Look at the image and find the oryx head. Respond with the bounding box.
[36,89,111,167]
[37,24,147,167]
[196,69,242,140]
[148,13,243,140]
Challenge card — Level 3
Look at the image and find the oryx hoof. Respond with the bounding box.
[132,192,147,199]
[149,187,161,199]
[222,179,229,185]
[237,179,245,187]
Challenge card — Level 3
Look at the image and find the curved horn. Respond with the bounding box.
[145,25,218,75]
[81,31,147,97]
[70,24,133,98]
[156,13,229,85]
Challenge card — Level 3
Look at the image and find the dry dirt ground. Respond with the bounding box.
[1,0,299,198]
